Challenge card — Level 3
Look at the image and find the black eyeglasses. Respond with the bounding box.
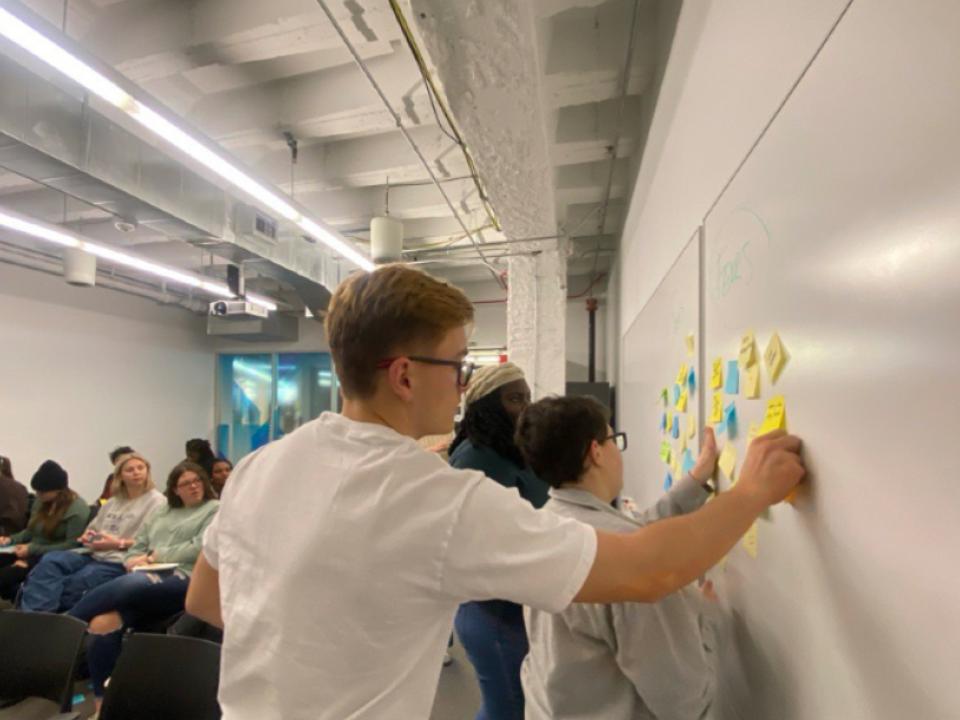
[376,356,477,387]
[607,432,628,452]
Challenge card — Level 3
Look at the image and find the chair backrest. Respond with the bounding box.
[0,610,87,712]
[99,633,222,720]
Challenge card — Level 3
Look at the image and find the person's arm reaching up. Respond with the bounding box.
[575,431,804,603]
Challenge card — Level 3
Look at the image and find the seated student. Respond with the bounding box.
[210,458,233,497]
[0,460,89,602]
[447,362,548,720]
[98,446,135,503]
[67,461,218,709]
[515,396,720,720]
[20,452,165,612]
[0,456,28,536]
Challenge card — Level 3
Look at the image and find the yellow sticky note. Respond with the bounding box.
[739,330,757,367]
[744,363,761,399]
[676,363,689,386]
[718,443,737,480]
[743,522,759,558]
[675,389,688,413]
[685,333,695,357]
[710,393,723,423]
[758,395,787,435]
[711,358,723,389]
[666,411,673,432]
[764,332,788,384]
[687,415,697,439]
[672,453,681,479]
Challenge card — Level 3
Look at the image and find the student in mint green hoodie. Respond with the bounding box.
[68,461,219,705]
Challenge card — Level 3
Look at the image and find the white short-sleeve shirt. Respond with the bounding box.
[203,413,596,720]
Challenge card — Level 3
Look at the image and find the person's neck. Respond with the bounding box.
[341,396,416,438]
[126,485,146,500]
[566,470,618,504]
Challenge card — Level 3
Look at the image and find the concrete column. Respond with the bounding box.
[507,247,567,399]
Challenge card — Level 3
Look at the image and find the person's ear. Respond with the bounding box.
[583,439,602,473]
[386,357,415,401]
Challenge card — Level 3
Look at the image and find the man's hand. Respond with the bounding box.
[691,426,719,483]
[734,430,805,505]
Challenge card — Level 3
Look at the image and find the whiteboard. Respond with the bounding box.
[620,230,701,507]
[702,2,960,718]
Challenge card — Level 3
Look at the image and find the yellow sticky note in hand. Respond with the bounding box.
[739,330,757,367]
[710,393,723,423]
[718,443,737,480]
[675,389,688,413]
[685,333,695,357]
[743,522,759,558]
[764,332,788,384]
[711,358,723,389]
[758,395,787,435]
[677,363,689,386]
[687,415,697,439]
[744,363,761,399]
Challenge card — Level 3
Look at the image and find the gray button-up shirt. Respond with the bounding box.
[522,475,717,720]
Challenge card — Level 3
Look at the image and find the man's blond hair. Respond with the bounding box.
[325,264,474,399]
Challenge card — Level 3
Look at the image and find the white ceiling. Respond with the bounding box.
[0,0,674,292]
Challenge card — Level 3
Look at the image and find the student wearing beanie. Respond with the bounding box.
[447,362,549,720]
[0,460,89,601]
[20,452,165,613]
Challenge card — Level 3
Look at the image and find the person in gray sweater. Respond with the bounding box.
[515,396,721,720]
[19,452,165,612]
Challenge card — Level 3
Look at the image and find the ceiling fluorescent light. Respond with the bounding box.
[0,207,277,311]
[0,7,375,274]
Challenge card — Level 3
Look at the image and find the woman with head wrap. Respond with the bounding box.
[447,362,549,720]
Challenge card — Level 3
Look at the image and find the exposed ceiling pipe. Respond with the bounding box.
[589,0,643,286]
[314,0,506,289]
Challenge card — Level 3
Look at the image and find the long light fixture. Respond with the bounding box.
[0,208,277,311]
[0,7,375,273]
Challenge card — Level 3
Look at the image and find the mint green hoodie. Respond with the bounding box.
[125,500,218,576]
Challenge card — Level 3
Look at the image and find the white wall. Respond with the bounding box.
[619,0,851,331]
[0,263,216,501]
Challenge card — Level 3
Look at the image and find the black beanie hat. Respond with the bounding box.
[31,460,68,493]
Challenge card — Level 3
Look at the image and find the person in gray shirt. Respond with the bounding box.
[515,396,720,720]
[19,452,165,612]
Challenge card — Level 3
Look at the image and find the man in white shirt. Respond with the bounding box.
[187,264,805,720]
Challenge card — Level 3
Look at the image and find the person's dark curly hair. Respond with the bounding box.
[449,389,526,467]
[515,396,610,489]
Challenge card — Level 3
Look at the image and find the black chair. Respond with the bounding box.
[0,610,86,713]
[99,633,222,720]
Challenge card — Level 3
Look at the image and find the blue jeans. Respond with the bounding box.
[454,600,528,720]
[68,570,191,696]
[20,551,126,612]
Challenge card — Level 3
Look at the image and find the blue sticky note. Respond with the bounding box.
[715,419,727,435]
[682,449,696,476]
[660,412,667,431]
[671,419,680,439]
[687,368,696,393]
[664,471,674,491]
[724,360,739,394]
[724,402,738,438]
[672,384,681,403]
[72,693,86,706]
